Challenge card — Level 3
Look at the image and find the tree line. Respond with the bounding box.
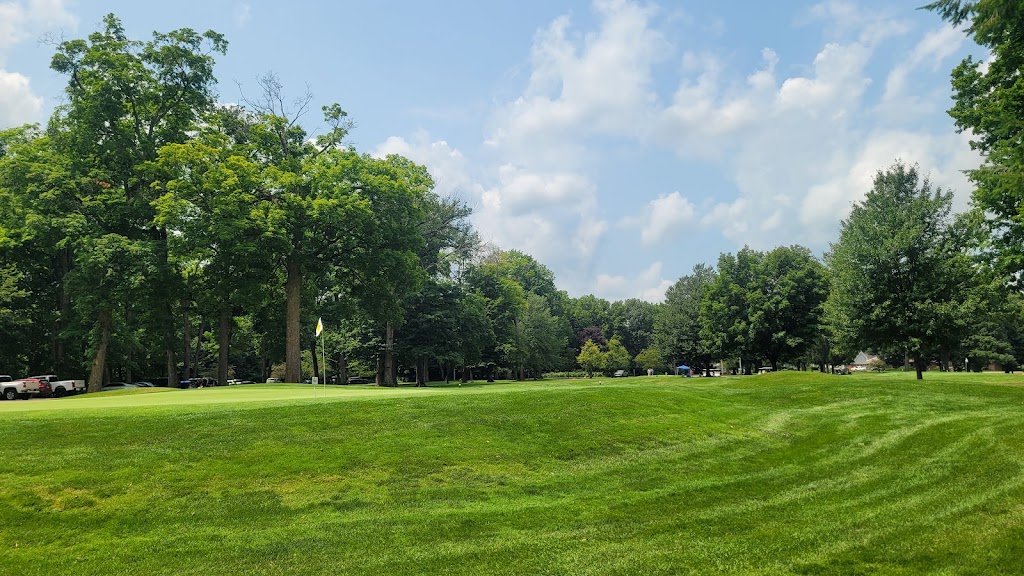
[2,4,1023,388]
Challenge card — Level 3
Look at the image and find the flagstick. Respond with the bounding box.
[321,330,326,397]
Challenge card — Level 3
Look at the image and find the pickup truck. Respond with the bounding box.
[1,377,47,400]
[30,375,87,397]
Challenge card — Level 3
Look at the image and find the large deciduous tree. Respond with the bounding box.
[826,161,973,379]
[49,14,227,390]
[701,250,760,373]
[657,263,716,375]
[746,246,828,370]
[927,1,1024,283]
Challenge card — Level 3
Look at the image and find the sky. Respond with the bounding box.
[0,0,986,302]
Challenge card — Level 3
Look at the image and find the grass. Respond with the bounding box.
[1,372,1023,575]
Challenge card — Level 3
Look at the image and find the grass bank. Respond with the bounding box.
[1,372,1023,575]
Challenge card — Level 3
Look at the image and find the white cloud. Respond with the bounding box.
[625,191,697,246]
[0,0,76,128]
[655,10,979,252]
[594,261,673,302]
[483,165,592,216]
[371,133,477,200]
[0,69,43,126]
[371,132,607,282]
[374,1,981,301]
[800,129,979,244]
[234,2,252,26]
[879,24,965,120]
[486,0,667,162]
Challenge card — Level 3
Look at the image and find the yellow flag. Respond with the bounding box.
[315,317,324,337]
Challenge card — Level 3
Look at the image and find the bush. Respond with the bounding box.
[543,371,589,379]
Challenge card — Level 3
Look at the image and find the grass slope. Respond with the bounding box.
[1,372,1023,575]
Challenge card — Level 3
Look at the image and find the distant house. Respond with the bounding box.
[849,351,880,371]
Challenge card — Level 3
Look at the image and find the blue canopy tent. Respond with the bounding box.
[677,364,691,377]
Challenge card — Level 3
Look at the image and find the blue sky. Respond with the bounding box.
[1,0,985,301]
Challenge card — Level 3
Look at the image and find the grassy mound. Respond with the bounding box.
[1,372,1023,574]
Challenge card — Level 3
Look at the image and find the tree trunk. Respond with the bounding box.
[375,353,384,386]
[218,308,231,387]
[194,320,205,378]
[55,245,71,373]
[339,352,348,385]
[311,334,319,382]
[915,357,924,380]
[381,321,397,386]
[87,308,112,392]
[157,229,178,387]
[182,299,191,379]
[416,356,427,387]
[260,343,268,382]
[904,349,910,372]
[166,349,178,388]
[461,365,468,383]
[285,259,302,384]
[940,348,951,372]
[164,338,177,386]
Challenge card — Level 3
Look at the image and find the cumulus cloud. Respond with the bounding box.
[486,0,667,162]
[371,133,476,200]
[375,0,981,300]
[622,191,698,246]
[594,261,673,302]
[0,0,77,128]
[655,6,978,251]
[879,23,965,120]
[0,69,43,126]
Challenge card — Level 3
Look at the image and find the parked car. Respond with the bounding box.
[2,377,46,400]
[100,382,137,392]
[31,375,86,397]
[612,370,627,377]
[346,376,370,384]
[0,375,11,383]
[131,381,155,388]
[266,378,282,383]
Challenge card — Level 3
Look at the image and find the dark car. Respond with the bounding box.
[132,381,155,388]
[346,376,370,385]
[101,382,137,391]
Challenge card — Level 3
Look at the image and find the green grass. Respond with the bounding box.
[1,372,1024,575]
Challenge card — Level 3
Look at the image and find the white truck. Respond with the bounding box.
[31,375,87,397]
[1,376,46,400]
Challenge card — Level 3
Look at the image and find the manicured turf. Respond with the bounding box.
[1,372,1023,575]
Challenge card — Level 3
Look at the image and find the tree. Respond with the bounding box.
[633,348,663,374]
[520,294,567,378]
[399,279,462,386]
[701,249,762,373]
[49,14,228,390]
[577,325,608,349]
[604,337,632,374]
[464,257,527,380]
[657,263,716,375]
[927,1,1024,283]
[577,339,604,377]
[153,125,280,389]
[746,246,828,370]
[609,299,657,359]
[569,295,612,348]
[0,127,82,377]
[826,161,973,379]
